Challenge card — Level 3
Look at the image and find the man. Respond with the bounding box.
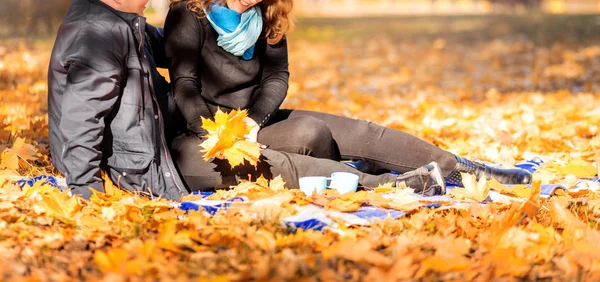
[48,0,187,200]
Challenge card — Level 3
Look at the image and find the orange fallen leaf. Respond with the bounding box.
[322,239,392,267]
[94,248,145,275]
[325,191,369,212]
[519,178,541,219]
[0,137,38,171]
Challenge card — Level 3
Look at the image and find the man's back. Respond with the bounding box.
[49,0,126,175]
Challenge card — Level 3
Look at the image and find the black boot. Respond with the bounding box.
[395,162,446,196]
[445,156,532,186]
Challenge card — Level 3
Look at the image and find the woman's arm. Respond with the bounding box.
[164,3,213,135]
[247,37,290,127]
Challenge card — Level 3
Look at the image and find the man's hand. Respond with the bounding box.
[244,117,260,143]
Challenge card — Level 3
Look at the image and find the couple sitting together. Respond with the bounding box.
[47,0,531,200]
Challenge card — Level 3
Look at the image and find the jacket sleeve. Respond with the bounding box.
[164,3,213,135]
[146,24,170,68]
[247,37,290,126]
[59,27,124,199]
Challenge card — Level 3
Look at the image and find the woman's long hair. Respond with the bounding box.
[169,0,294,45]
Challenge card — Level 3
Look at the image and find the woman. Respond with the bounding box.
[163,0,531,194]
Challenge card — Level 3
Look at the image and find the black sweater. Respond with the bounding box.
[164,1,289,134]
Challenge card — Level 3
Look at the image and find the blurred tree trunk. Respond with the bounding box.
[0,0,70,36]
[150,0,170,16]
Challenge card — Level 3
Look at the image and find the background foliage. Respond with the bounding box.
[0,5,599,281]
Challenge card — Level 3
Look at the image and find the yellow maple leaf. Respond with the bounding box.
[94,248,126,273]
[554,159,597,178]
[269,175,286,192]
[325,190,369,212]
[157,220,194,253]
[373,182,395,193]
[0,170,22,187]
[26,180,83,223]
[449,173,490,202]
[255,174,270,187]
[94,248,145,275]
[377,189,422,211]
[222,140,261,167]
[0,137,38,171]
[200,109,261,167]
[489,178,531,198]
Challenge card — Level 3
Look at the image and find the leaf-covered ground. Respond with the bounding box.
[0,15,600,281]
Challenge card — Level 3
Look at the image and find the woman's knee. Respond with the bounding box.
[277,116,333,152]
[292,116,333,144]
[259,116,339,159]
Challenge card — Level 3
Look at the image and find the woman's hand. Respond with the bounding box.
[244,117,260,143]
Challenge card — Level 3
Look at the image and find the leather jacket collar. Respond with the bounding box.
[87,0,147,54]
[87,0,144,29]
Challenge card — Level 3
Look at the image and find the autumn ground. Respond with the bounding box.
[1,15,600,281]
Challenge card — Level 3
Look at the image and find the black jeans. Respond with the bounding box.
[258,109,458,177]
[170,134,398,191]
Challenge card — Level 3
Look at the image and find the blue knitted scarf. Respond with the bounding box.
[206,4,262,60]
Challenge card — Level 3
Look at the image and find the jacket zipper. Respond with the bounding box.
[135,17,184,196]
[136,20,146,121]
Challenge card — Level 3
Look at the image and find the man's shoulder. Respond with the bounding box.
[62,0,132,43]
[58,21,126,64]
[56,2,135,63]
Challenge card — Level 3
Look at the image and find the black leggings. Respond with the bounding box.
[170,134,398,191]
[171,109,457,192]
[258,109,458,177]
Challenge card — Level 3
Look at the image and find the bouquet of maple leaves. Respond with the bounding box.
[199,109,262,167]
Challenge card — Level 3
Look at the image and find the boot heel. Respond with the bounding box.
[395,162,446,196]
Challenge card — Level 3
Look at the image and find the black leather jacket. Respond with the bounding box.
[48,0,187,200]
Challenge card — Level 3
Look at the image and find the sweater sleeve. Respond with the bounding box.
[164,3,212,135]
[247,37,290,126]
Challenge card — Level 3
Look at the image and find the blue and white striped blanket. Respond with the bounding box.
[14,158,599,231]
